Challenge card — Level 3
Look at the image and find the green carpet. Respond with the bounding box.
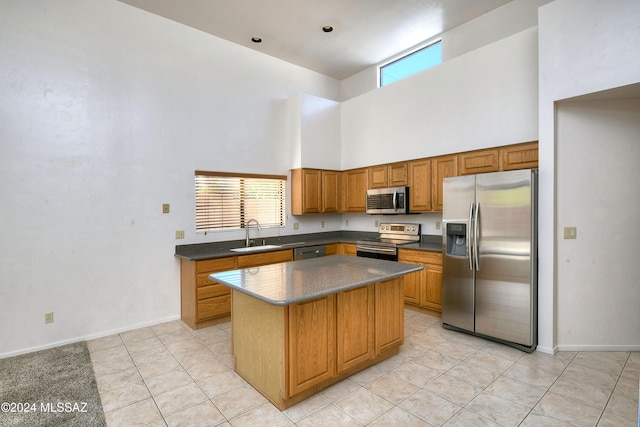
[0,342,106,427]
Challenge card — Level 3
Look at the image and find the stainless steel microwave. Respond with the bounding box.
[366,186,410,214]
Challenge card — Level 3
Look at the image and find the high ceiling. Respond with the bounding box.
[118,0,513,80]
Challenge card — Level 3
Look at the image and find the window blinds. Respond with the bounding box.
[195,171,286,232]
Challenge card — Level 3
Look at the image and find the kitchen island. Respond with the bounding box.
[210,255,422,409]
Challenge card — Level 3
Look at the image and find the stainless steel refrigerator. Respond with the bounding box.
[442,169,537,352]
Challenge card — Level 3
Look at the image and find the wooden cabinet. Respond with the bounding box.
[339,243,357,256]
[431,155,458,212]
[289,280,402,397]
[375,278,404,354]
[459,148,500,175]
[321,170,341,213]
[336,285,374,373]
[237,249,292,268]
[342,168,368,212]
[325,243,339,256]
[180,256,236,329]
[398,249,443,314]
[291,168,341,215]
[289,294,336,395]
[368,162,408,189]
[408,158,432,212]
[500,141,538,171]
[180,250,292,329]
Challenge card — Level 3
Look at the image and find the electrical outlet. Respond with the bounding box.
[162,203,170,214]
[293,223,299,230]
[345,219,349,226]
[321,221,324,228]
[375,220,379,227]
[44,312,54,324]
[435,221,441,230]
[563,226,577,239]
[175,230,185,239]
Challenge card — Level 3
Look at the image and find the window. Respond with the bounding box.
[195,171,286,232]
[379,40,442,87]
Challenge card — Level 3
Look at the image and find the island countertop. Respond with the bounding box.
[210,255,423,306]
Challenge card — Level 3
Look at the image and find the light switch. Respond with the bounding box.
[563,226,577,239]
[162,204,170,214]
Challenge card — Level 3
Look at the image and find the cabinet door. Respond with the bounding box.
[397,251,421,304]
[340,243,357,256]
[291,169,321,214]
[459,149,499,175]
[321,170,341,213]
[336,285,374,373]
[408,159,431,212]
[421,261,443,312]
[388,162,408,187]
[288,295,335,396]
[432,155,458,212]
[500,141,538,171]
[374,278,404,354]
[343,168,368,212]
[368,165,388,189]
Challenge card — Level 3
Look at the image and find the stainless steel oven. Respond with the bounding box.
[356,223,421,261]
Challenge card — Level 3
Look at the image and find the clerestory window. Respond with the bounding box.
[379,40,442,87]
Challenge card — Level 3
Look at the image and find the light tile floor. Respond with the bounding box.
[88,310,640,426]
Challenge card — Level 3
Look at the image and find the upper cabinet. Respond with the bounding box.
[431,155,458,212]
[459,148,500,176]
[291,168,341,215]
[291,142,537,216]
[321,170,341,213]
[408,159,431,212]
[500,141,538,171]
[342,168,368,212]
[368,162,408,189]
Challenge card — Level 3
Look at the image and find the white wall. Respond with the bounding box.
[0,0,340,357]
[556,96,640,350]
[341,0,551,100]
[538,0,640,353]
[340,27,539,170]
[288,94,341,170]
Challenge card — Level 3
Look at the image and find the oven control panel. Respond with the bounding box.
[378,223,421,236]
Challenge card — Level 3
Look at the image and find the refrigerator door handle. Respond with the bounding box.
[468,203,474,271]
[474,202,480,271]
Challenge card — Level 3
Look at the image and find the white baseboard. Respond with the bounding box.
[557,344,640,352]
[0,314,181,359]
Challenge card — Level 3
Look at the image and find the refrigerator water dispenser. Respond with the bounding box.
[446,223,467,257]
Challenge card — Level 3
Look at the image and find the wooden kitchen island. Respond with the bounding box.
[210,255,422,410]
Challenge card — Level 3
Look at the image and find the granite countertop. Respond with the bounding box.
[210,255,423,305]
[175,231,443,261]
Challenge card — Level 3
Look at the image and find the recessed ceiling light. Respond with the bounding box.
[322,26,334,33]
[251,37,262,43]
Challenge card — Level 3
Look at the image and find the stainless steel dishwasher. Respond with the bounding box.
[293,245,326,260]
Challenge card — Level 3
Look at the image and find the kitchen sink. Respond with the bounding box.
[230,245,281,253]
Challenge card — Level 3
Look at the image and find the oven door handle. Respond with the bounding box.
[356,245,397,253]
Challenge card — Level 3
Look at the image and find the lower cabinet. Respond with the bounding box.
[181,257,236,330]
[180,250,293,329]
[289,294,336,395]
[398,249,443,314]
[339,242,357,256]
[288,279,402,397]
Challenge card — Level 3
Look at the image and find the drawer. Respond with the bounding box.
[237,249,292,268]
[197,283,230,300]
[196,257,236,274]
[196,272,221,287]
[197,295,231,321]
[399,249,442,265]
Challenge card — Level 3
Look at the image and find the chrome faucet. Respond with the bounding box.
[245,219,261,247]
